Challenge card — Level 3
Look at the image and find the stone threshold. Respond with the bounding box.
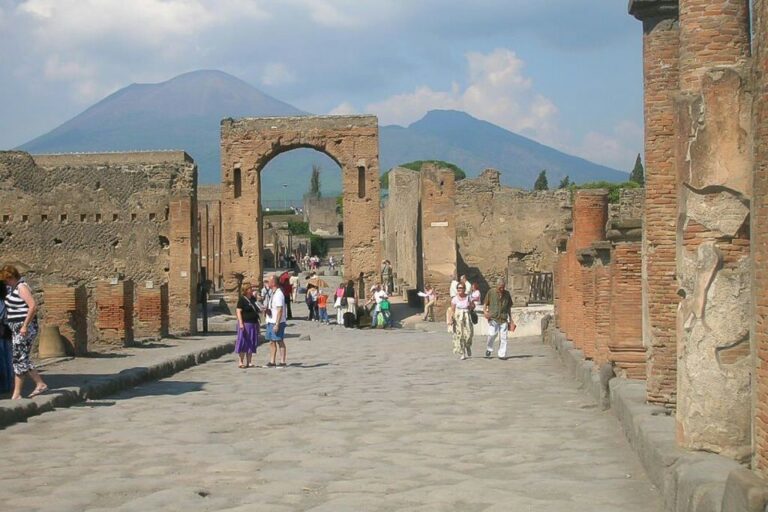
[542,321,768,512]
[0,337,235,430]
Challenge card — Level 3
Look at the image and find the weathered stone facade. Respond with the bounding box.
[381,168,422,292]
[220,115,380,297]
[0,151,198,349]
[304,196,342,236]
[455,170,571,292]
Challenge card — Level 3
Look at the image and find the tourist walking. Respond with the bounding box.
[306,285,318,321]
[265,274,288,367]
[422,284,437,322]
[334,283,346,325]
[0,280,13,394]
[343,279,357,327]
[235,283,260,368]
[470,282,482,310]
[381,260,393,294]
[317,289,330,324]
[0,265,48,399]
[448,282,474,360]
[483,278,515,359]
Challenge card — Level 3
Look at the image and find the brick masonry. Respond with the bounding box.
[135,284,169,340]
[42,284,87,356]
[630,0,680,406]
[220,116,381,299]
[753,0,768,479]
[95,280,134,346]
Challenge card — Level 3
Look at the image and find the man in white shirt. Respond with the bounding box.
[266,274,288,368]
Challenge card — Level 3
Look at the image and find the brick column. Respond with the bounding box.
[43,285,87,355]
[752,0,768,478]
[554,246,567,330]
[134,283,168,340]
[169,194,198,335]
[592,243,613,368]
[629,0,680,406]
[607,222,645,380]
[576,250,597,360]
[567,190,609,351]
[675,0,752,460]
[96,280,134,346]
[420,165,457,321]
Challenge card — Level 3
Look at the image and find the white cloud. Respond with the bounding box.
[365,49,558,141]
[572,120,643,171]
[328,102,359,115]
[261,62,296,86]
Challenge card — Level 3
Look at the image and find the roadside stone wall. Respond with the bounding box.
[220,115,380,299]
[0,150,198,347]
[455,169,571,294]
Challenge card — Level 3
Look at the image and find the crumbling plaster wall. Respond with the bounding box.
[455,169,571,293]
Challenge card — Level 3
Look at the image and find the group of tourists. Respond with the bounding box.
[446,275,516,361]
[234,273,289,369]
[0,264,49,399]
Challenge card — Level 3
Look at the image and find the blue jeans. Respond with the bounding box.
[318,308,329,323]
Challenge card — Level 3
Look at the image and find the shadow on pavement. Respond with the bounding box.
[115,380,206,399]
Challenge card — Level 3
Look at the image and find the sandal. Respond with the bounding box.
[28,385,48,398]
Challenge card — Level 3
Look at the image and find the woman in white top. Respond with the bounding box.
[422,284,437,322]
[469,282,482,310]
[448,283,474,360]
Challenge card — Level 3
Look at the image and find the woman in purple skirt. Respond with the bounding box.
[235,283,261,368]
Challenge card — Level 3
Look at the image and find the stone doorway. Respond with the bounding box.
[219,115,381,296]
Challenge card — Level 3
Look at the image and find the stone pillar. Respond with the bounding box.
[629,0,681,406]
[675,0,752,460]
[169,194,198,335]
[420,165,457,321]
[134,283,168,340]
[96,280,134,346]
[43,285,87,356]
[752,0,768,478]
[554,246,567,330]
[567,190,609,351]
[607,222,645,380]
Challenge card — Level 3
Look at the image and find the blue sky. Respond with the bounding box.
[0,0,643,170]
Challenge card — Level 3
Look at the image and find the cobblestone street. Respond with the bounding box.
[1,325,662,511]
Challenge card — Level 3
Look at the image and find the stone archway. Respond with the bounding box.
[220,115,381,295]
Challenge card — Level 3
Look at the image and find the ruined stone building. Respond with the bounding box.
[548,0,768,506]
[0,151,198,353]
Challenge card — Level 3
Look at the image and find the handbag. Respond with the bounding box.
[469,309,478,325]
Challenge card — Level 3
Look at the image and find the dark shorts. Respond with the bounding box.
[266,322,286,342]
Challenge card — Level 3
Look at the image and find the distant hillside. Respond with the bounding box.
[380,110,628,188]
[19,70,627,196]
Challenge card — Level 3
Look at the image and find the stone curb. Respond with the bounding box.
[0,339,235,430]
[541,320,768,512]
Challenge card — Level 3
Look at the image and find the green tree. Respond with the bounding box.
[558,175,571,189]
[630,153,645,185]
[308,163,322,197]
[380,160,466,189]
[534,170,549,191]
[335,195,343,216]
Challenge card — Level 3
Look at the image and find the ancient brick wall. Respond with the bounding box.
[135,284,168,340]
[753,0,768,478]
[608,240,645,380]
[95,280,134,346]
[455,169,571,294]
[198,184,222,289]
[634,0,681,408]
[43,285,87,355]
[220,115,380,298]
[0,151,197,346]
[382,168,421,291]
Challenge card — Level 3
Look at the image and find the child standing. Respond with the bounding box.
[316,289,330,324]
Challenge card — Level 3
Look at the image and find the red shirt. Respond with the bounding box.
[317,294,329,308]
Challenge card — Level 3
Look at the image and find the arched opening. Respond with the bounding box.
[259,147,344,273]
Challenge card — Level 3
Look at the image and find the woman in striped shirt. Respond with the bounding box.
[1,265,48,399]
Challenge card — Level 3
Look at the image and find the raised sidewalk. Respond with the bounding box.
[0,334,235,429]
